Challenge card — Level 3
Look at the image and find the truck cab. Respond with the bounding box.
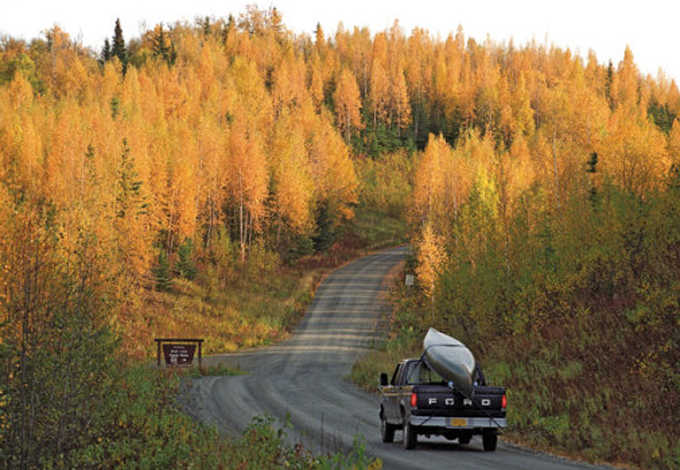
[379,359,506,450]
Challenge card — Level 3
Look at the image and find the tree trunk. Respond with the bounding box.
[414,112,419,144]
[246,210,252,248]
[239,172,245,264]
[206,194,215,249]
[552,127,560,208]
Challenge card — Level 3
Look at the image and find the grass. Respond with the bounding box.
[118,266,321,359]
[349,206,409,250]
[39,364,382,468]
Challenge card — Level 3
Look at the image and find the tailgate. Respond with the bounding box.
[412,385,506,417]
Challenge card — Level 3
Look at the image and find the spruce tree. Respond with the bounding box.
[605,60,614,109]
[313,201,336,252]
[111,18,127,73]
[84,144,96,180]
[587,152,599,207]
[670,163,680,192]
[116,139,146,219]
[202,16,211,37]
[586,152,598,173]
[152,25,176,66]
[222,14,235,44]
[176,238,197,280]
[168,42,177,66]
[152,251,172,291]
[101,38,111,64]
[152,25,169,60]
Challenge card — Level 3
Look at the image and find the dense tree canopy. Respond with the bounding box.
[1,5,678,306]
[1,7,679,468]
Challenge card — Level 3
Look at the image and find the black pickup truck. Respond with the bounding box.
[379,358,506,450]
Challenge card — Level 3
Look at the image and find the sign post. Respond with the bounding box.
[154,338,204,369]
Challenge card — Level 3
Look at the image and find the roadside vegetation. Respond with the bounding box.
[351,86,680,470]
[0,185,386,468]
[131,196,408,358]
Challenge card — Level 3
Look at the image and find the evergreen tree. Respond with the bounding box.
[101,38,112,64]
[312,201,336,252]
[605,60,614,109]
[153,25,169,59]
[587,152,599,206]
[151,250,172,291]
[116,139,146,219]
[176,238,197,280]
[110,96,120,119]
[111,18,127,73]
[222,14,235,44]
[152,25,176,66]
[647,98,676,133]
[168,42,177,67]
[202,16,211,37]
[586,152,598,173]
[668,163,680,192]
[84,144,97,183]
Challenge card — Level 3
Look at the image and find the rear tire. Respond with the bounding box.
[402,420,417,449]
[482,429,498,451]
[380,416,396,443]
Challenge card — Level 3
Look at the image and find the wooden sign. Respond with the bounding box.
[162,343,196,366]
[155,338,204,368]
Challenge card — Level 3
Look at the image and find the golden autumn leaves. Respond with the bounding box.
[334,68,363,142]
[0,24,360,283]
[2,10,680,301]
[409,43,680,299]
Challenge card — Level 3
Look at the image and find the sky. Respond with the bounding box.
[2,0,679,83]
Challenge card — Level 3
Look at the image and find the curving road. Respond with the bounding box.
[184,246,611,469]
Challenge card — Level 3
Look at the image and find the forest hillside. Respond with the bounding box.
[1,6,679,468]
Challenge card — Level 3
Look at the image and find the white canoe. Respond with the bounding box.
[423,328,476,398]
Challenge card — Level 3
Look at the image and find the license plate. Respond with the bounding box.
[450,418,468,427]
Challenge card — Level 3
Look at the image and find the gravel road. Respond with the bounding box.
[184,246,611,470]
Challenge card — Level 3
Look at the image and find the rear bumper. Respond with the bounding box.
[410,416,507,429]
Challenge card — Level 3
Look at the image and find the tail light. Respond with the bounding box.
[501,394,507,409]
[410,392,418,408]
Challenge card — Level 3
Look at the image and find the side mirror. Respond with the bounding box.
[380,372,389,387]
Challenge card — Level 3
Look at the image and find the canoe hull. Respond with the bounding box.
[423,328,476,398]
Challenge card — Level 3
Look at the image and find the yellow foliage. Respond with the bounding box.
[669,119,680,160]
[271,113,314,233]
[415,223,447,298]
[333,67,363,142]
[2,9,677,362]
[598,109,671,195]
